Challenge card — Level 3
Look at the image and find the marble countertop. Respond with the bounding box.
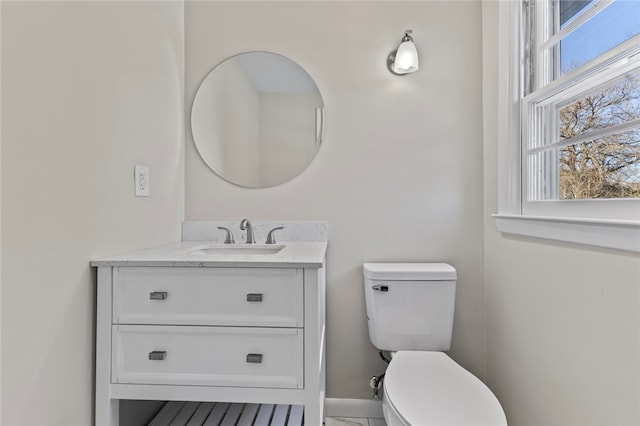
[90,241,327,268]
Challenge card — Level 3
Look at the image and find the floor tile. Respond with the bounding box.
[368,418,387,426]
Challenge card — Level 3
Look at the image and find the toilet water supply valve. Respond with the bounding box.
[370,351,391,400]
[369,373,385,400]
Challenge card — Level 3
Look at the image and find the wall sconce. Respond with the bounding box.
[388,30,419,75]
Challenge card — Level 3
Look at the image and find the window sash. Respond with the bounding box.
[538,0,613,52]
[525,34,640,108]
[522,26,640,219]
[528,118,640,155]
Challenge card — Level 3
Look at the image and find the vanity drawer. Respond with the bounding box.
[111,325,304,389]
[113,267,303,327]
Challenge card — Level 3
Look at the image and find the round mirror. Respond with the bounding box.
[191,52,325,188]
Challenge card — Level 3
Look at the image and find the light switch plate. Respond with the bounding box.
[134,165,149,197]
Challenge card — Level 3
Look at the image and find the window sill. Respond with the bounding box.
[493,214,640,253]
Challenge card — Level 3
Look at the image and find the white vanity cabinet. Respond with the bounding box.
[93,245,326,426]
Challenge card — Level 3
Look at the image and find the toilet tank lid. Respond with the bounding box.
[363,263,456,281]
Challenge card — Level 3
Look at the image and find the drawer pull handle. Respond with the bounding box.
[149,291,168,300]
[246,293,263,302]
[148,351,167,361]
[246,353,263,363]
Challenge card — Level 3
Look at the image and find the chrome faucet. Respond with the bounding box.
[239,219,256,244]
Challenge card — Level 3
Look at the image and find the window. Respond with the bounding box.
[494,0,640,252]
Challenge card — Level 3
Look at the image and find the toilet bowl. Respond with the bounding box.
[382,351,506,426]
[363,263,507,426]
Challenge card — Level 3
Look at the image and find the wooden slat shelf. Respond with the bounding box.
[148,401,304,426]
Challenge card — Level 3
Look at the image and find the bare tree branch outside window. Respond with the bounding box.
[558,74,640,199]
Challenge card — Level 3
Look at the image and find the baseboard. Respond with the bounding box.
[324,398,383,419]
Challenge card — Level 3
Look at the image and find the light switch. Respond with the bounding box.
[134,165,149,197]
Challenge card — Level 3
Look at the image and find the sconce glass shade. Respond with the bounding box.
[389,31,419,75]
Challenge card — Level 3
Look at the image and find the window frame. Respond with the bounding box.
[493,0,640,253]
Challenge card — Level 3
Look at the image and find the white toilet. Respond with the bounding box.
[363,263,507,426]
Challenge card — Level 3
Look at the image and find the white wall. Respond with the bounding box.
[1,2,184,425]
[0,2,3,422]
[185,1,485,399]
[482,2,640,425]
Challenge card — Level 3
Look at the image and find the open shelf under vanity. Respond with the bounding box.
[147,401,304,426]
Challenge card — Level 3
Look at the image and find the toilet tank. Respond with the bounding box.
[363,263,456,352]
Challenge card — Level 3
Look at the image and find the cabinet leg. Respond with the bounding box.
[95,398,118,426]
[304,400,323,426]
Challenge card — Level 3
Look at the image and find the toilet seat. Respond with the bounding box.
[383,351,507,426]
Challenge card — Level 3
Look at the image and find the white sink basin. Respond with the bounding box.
[186,244,284,256]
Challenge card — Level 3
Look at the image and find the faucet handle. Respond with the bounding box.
[217,226,235,244]
[265,226,284,244]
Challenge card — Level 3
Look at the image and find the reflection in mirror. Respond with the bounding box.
[191,52,325,188]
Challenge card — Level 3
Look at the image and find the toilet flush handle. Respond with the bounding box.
[372,285,389,292]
